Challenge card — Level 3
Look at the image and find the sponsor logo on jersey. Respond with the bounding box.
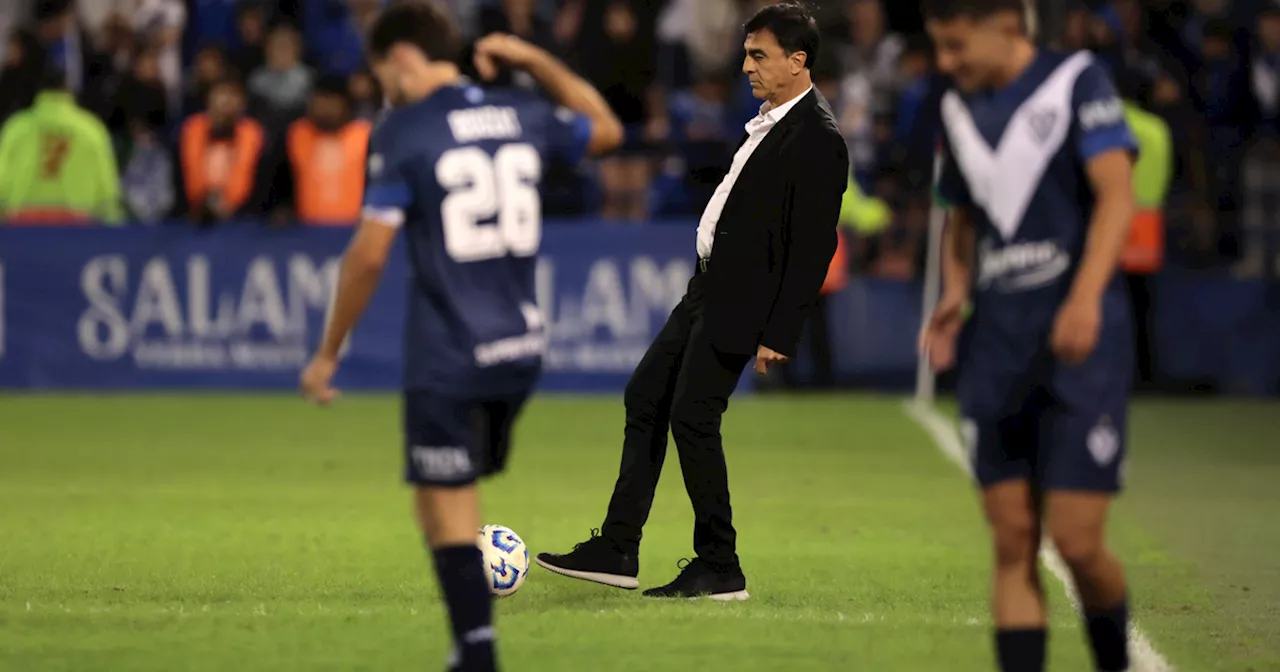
[976,238,1071,293]
[1078,98,1124,131]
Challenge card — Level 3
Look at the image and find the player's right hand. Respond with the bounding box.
[473,33,544,81]
[919,292,966,372]
[300,355,340,406]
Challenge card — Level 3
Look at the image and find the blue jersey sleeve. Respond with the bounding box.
[543,103,592,166]
[1072,62,1138,162]
[361,119,412,227]
[935,133,973,208]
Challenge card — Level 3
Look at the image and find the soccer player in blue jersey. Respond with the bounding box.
[298,2,622,670]
[918,1,1138,671]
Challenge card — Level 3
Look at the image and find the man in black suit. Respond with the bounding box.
[536,3,849,600]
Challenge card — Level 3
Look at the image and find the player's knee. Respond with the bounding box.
[990,513,1039,569]
[1049,527,1104,570]
[413,485,479,549]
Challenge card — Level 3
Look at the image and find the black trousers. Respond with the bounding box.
[600,271,751,568]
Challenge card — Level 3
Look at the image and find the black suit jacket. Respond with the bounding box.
[702,87,850,358]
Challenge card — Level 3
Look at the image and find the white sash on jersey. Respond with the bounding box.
[941,52,1093,242]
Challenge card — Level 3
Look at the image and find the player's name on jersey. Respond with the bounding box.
[447,106,523,143]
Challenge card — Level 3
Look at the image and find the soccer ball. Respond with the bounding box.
[478,525,529,597]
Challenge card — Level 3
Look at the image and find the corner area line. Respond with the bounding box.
[902,400,1173,672]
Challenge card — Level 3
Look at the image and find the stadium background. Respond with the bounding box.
[0,1,1277,671]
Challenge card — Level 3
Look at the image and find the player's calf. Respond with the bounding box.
[415,486,497,672]
[983,481,1048,672]
[1047,492,1129,672]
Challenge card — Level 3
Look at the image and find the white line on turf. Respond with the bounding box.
[903,400,1174,672]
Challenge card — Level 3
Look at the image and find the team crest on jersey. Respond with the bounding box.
[1027,109,1059,145]
[1087,415,1120,466]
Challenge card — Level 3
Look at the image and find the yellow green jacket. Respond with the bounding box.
[0,92,122,224]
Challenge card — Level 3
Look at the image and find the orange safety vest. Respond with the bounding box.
[287,119,371,225]
[1120,208,1163,274]
[820,229,850,295]
[179,115,264,215]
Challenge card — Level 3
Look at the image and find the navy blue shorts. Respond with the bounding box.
[960,383,1128,493]
[402,388,533,487]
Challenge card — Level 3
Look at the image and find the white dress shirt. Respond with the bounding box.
[696,85,813,259]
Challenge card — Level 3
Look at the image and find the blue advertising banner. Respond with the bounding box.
[2,224,1276,394]
[0,223,703,392]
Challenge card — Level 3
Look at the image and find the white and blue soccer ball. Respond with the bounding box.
[478,524,529,597]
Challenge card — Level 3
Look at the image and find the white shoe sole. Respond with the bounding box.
[535,557,640,589]
[690,590,750,602]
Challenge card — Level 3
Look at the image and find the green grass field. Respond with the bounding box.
[1,394,1277,671]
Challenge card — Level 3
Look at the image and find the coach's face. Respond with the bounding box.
[742,29,806,103]
[927,15,1015,92]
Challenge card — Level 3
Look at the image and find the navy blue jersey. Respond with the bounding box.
[362,82,591,394]
[937,51,1137,415]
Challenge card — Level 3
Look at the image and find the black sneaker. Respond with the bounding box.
[642,558,749,600]
[535,528,639,589]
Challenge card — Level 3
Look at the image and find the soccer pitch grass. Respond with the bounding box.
[1,394,1277,671]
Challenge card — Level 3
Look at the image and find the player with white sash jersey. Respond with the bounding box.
[918,1,1139,671]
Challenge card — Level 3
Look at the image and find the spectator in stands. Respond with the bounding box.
[184,44,230,117]
[1253,1,1280,133]
[836,0,903,192]
[1061,2,1092,51]
[34,0,109,117]
[1194,17,1257,262]
[0,28,42,124]
[118,113,176,223]
[129,0,187,116]
[0,68,122,225]
[248,23,313,124]
[667,73,732,212]
[347,68,379,122]
[109,45,168,133]
[100,12,135,78]
[568,0,656,220]
[179,77,264,224]
[472,0,557,92]
[285,74,369,225]
[303,0,379,79]
[232,2,267,81]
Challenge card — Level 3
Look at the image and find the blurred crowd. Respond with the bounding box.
[1,0,1279,278]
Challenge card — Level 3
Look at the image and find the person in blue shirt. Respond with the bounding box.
[918,1,1139,671]
[298,3,623,670]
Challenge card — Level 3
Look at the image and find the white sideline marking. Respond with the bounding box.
[904,401,1174,672]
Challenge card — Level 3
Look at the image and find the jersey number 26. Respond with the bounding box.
[437,143,541,263]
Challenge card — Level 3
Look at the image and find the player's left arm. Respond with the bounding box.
[1054,62,1138,364]
[1072,150,1135,302]
[1068,63,1138,304]
[758,129,850,363]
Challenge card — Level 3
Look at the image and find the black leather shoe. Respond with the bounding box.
[535,528,639,589]
[642,557,749,600]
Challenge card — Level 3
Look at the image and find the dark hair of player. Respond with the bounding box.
[366,0,463,64]
[743,2,821,71]
[921,0,1026,22]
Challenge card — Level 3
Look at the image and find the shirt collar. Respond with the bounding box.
[757,85,812,124]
